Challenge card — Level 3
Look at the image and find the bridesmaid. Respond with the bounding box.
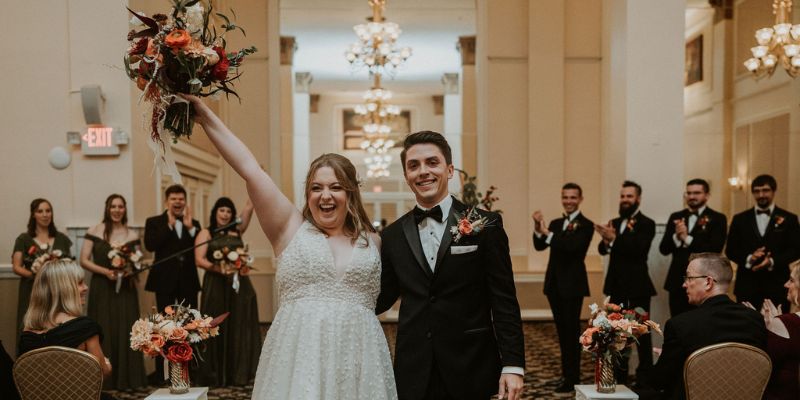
[12,198,72,345]
[79,194,146,390]
[194,197,260,386]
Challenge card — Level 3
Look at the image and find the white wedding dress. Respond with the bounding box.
[251,221,398,399]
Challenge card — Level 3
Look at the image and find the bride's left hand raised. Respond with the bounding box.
[498,373,523,400]
[178,93,211,125]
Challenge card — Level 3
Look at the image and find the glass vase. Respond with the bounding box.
[169,361,190,394]
[595,353,616,393]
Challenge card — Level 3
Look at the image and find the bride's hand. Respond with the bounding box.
[178,94,211,125]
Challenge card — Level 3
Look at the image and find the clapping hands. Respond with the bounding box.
[531,211,549,236]
[594,221,616,244]
[674,219,689,241]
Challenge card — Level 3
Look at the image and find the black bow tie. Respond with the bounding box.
[756,209,771,216]
[413,205,443,224]
[688,211,699,217]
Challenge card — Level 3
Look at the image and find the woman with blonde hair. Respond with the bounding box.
[18,259,112,382]
[182,94,396,399]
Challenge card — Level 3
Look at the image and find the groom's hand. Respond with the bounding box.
[498,373,524,400]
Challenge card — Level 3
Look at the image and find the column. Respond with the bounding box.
[458,36,477,179]
[442,72,463,194]
[280,36,296,202]
[293,72,312,208]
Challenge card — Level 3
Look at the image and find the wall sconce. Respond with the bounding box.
[728,177,743,190]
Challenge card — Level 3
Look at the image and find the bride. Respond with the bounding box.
[183,95,397,399]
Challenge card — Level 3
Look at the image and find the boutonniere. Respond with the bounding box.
[450,207,491,243]
[774,215,785,228]
[565,219,580,232]
[626,218,637,233]
[696,215,710,230]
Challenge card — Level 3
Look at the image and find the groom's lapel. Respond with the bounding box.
[433,197,462,277]
[402,213,433,279]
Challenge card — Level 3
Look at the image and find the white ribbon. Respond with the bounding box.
[232,271,240,294]
[114,272,122,294]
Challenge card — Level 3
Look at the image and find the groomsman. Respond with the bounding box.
[144,184,202,309]
[533,183,594,393]
[726,174,800,311]
[595,181,656,384]
[659,179,727,317]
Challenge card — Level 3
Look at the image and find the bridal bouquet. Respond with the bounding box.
[579,298,661,392]
[124,0,256,144]
[107,243,144,293]
[26,244,69,274]
[212,244,253,293]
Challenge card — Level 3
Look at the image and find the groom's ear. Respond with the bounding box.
[446,164,454,179]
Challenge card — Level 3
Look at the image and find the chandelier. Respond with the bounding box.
[345,0,412,77]
[743,0,800,79]
[358,76,398,178]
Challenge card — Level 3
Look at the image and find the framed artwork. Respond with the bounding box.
[341,108,412,150]
[685,35,703,86]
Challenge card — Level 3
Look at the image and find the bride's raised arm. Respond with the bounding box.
[183,95,303,255]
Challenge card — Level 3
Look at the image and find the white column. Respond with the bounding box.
[602,0,685,221]
[442,73,463,194]
[293,72,312,208]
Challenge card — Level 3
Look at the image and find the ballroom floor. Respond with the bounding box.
[108,321,598,399]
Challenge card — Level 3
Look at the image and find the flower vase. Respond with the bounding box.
[169,361,190,394]
[595,354,616,393]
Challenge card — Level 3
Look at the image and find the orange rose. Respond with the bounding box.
[150,334,166,350]
[458,219,473,235]
[143,344,160,357]
[183,321,198,330]
[164,306,174,315]
[608,312,623,321]
[164,29,191,49]
[165,342,193,363]
[580,327,598,347]
[169,327,188,341]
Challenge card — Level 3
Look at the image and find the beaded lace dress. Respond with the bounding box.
[251,221,397,399]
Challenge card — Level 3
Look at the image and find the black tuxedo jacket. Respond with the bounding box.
[144,211,201,294]
[725,206,800,301]
[648,295,766,400]
[376,198,524,400]
[659,208,727,292]
[533,212,594,297]
[599,212,657,298]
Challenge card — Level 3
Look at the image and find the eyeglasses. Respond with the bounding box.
[683,275,717,283]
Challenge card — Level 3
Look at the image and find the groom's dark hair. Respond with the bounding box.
[400,130,452,171]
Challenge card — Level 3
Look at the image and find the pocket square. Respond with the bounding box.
[451,245,478,254]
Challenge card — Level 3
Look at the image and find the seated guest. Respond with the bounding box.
[748,260,800,400]
[19,259,112,382]
[646,253,767,400]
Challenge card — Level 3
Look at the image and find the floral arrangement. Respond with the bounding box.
[696,215,709,230]
[625,217,637,233]
[212,244,253,293]
[124,0,257,143]
[26,244,69,274]
[450,207,491,243]
[579,298,661,364]
[107,243,145,293]
[456,169,501,213]
[774,214,785,228]
[130,303,227,363]
[565,219,580,232]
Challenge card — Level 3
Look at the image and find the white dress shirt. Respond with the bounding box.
[415,195,524,376]
[746,204,775,270]
[535,210,581,245]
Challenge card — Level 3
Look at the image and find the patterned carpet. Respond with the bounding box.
[107,321,596,399]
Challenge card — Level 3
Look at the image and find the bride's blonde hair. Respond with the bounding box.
[790,260,800,307]
[23,259,85,331]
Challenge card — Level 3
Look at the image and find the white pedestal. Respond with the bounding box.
[145,387,209,400]
[575,384,639,400]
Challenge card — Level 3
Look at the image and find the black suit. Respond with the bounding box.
[599,211,656,381]
[144,211,201,309]
[533,212,593,384]
[659,207,727,316]
[726,207,800,311]
[377,198,524,400]
[647,295,767,400]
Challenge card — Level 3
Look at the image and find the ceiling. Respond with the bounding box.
[280,0,476,94]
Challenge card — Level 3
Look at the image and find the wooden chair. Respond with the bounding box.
[13,346,103,400]
[683,342,771,400]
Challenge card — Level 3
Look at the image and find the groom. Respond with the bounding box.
[377,131,525,400]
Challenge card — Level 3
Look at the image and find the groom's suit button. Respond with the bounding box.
[426,331,432,338]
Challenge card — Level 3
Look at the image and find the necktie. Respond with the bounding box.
[413,205,443,224]
[756,209,770,216]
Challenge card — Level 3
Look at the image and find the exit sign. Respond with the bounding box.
[81,125,120,155]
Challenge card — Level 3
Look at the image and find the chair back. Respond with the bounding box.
[13,346,103,400]
[684,342,771,400]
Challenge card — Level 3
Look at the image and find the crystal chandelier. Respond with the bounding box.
[345,0,412,77]
[743,0,800,79]
[358,77,398,178]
